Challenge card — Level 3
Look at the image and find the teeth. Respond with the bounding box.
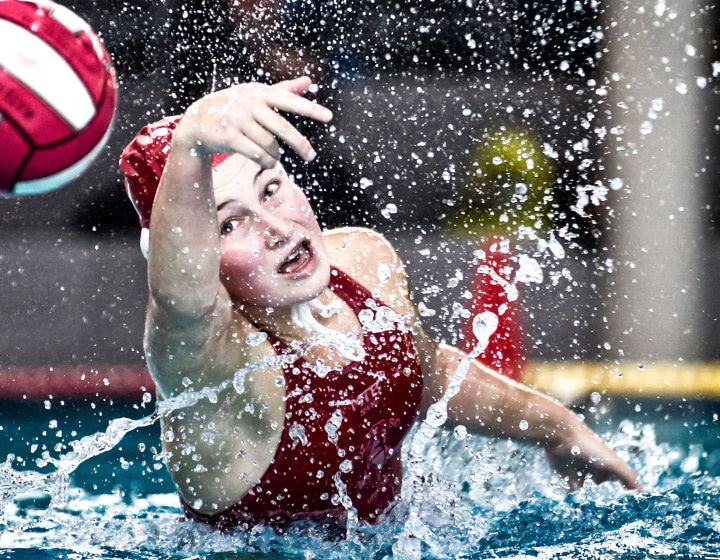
[286,245,301,263]
[280,241,310,274]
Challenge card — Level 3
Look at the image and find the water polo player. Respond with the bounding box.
[119,76,640,529]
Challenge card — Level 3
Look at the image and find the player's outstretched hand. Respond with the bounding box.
[173,76,333,168]
[544,428,642,492]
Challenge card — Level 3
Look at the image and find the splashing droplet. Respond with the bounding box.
[472,311,499,343]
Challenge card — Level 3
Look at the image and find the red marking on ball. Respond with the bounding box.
[0,0,117,196]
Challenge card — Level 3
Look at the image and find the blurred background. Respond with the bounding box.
[0,0,718,401]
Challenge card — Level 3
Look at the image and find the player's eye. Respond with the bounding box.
[220,218,245,236]
[262,181,280,202]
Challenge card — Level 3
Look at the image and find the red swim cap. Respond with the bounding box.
[120,115,234,228]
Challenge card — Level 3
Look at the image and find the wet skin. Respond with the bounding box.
[213,155,330,311]
[142,77,641,518]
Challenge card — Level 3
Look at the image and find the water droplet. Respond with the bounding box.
[288,423,308,447]
[377,263,391,282]
[418,302,436,317]
[610,177,624,191]
[675,81,688,95]
[472,312,499,343]
[233,369,246,394]
[516,254,543,284]
[519,420,529,431]
[381,203,398,219]
[654,0,666,17]
[246,331,268,346]
[325,410,343,444]
[453,425,468,440]
[359,177,373,190]
[547,236,565,260]
[425,405,448,428]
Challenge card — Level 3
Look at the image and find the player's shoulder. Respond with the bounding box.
[323,227,400,264]
[323,227,410,304]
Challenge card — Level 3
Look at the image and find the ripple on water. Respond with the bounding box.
[2,423,720,560]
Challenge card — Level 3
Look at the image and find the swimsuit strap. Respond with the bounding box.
[326,266,376,314]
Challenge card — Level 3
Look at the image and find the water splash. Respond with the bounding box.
[0,354,294,532]
[0,412,159,531]
[1,407,716,560]
[392,311,498,560]
[292,299,365,364]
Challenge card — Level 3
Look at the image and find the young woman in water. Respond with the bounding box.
[120,76,640,529]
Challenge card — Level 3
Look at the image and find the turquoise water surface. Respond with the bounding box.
[1,397,719,560]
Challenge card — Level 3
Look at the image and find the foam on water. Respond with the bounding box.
[2,420,719,560]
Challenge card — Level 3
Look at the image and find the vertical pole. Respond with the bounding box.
[603,0,708,361]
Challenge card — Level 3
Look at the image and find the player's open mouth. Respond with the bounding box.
[278,240,315,277]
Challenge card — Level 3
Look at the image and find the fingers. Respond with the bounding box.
[254,105,316,162]
[267,84,334,123]
[223,132,278,168]
[615,463,643,492]
[185,79,331,165]
[274,76,313,95]
[240,119,281,161]
[546,443,642,493]
[595,449,643,492]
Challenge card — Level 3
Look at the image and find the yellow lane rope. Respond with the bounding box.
[524,361,720,403]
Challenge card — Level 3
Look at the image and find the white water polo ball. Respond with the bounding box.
[0,0,117,196]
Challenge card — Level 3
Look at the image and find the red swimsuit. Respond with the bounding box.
[183,267,424,528]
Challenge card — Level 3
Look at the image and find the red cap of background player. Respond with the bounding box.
[119,115,234,228]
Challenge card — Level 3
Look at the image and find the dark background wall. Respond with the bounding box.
[1,0,718,370]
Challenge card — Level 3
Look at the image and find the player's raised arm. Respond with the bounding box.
[148,78,332,319]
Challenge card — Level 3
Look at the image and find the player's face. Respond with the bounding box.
[213,155,330,309]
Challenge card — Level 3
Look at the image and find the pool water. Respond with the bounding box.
[1,397,719,560]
